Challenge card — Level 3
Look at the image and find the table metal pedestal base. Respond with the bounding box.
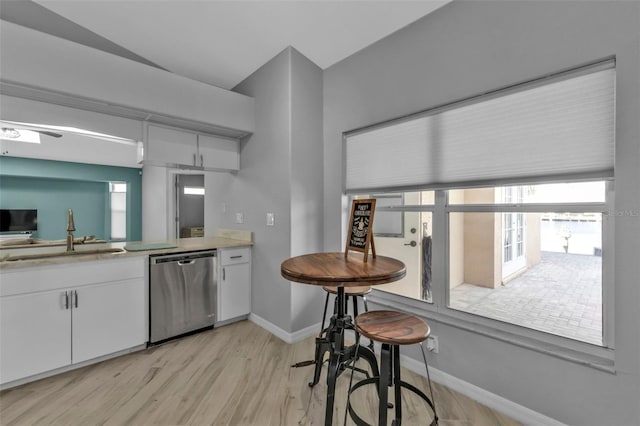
[308,287,379,426]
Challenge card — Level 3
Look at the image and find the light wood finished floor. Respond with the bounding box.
[0,320,521,425]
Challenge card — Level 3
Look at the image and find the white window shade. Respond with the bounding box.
[345,117,432,190]
[345,61,615,192]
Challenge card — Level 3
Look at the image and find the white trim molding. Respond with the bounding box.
[248,313,320,344]
[399,352,567,426]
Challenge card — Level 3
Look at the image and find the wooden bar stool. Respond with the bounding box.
[347,310,438,426]
[319,285,372,338]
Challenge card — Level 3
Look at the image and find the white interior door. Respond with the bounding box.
[370,193,426,300]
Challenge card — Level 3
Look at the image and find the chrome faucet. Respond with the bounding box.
[66,209,76,252]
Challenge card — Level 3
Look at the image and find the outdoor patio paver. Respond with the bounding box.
[449,251,602,345]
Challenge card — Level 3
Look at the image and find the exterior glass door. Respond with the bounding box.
[501,187,526,279]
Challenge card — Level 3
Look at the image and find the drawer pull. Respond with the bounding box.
[230,255,243,259]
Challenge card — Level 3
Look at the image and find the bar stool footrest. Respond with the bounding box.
[347,377,438,426]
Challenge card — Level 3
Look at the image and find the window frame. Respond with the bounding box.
[360,181,615,369]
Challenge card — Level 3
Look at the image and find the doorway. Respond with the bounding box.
[175,174,205,238]
[368,192,431,301]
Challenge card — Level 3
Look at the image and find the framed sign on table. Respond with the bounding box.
[345,198,376,262]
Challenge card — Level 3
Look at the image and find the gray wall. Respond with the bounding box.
[323,1,640,425]
[290,48,325,331]
[210,47,324,334]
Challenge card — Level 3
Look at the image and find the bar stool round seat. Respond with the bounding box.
[347,310,438,426]
[355,310,430,345]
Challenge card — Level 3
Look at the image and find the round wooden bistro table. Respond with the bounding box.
[281,252,406,426]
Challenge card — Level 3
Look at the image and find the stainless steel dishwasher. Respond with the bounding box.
[149,250,217,344]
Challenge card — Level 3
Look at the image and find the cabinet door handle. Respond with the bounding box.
[74,290,78,308]
[193,153,197,166]
[200,154,204,167]
[63,291,69,310]
[222,267,225,281]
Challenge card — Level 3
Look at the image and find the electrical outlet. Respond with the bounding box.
[266,212,275,226]
[235,212,244,224]
[426,335,439,353]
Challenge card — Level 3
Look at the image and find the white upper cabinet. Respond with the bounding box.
[145,124,239,171]
[146,125,198,167]
[198,134,240,171]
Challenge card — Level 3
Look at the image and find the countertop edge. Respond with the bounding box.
[0,237,252,271]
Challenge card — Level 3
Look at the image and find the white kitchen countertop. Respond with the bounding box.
[0,232,252,271]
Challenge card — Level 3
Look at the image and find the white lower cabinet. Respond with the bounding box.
[72,278,146,364]
[218,247,251,323]
[0,257,146,385]
[0,290,71,383]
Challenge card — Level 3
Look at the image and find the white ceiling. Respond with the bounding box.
[31,0,451,90]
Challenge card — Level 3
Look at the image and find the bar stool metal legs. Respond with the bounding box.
[420,342,438,423]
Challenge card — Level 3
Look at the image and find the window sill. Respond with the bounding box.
[367,292,615,374]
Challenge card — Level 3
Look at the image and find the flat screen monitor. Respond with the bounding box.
[0,209,38,233]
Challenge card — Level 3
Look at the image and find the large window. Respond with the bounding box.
[344,59,615,351]
[447,182,607,346]
[353,182,610,347]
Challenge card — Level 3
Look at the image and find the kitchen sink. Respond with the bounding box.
[3,247,125,262]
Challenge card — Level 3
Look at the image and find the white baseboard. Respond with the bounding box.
[399,352,567,426]
[248,313,320,344]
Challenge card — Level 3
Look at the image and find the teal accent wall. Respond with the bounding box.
[0,157,142,241]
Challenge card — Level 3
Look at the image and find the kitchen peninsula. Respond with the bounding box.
[0,230,252,389]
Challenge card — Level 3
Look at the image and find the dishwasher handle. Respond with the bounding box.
[150,250,217,264]
[178,259,196,266]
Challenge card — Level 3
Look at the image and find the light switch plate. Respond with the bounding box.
[235,212,244,224]
[266,212,275,226]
